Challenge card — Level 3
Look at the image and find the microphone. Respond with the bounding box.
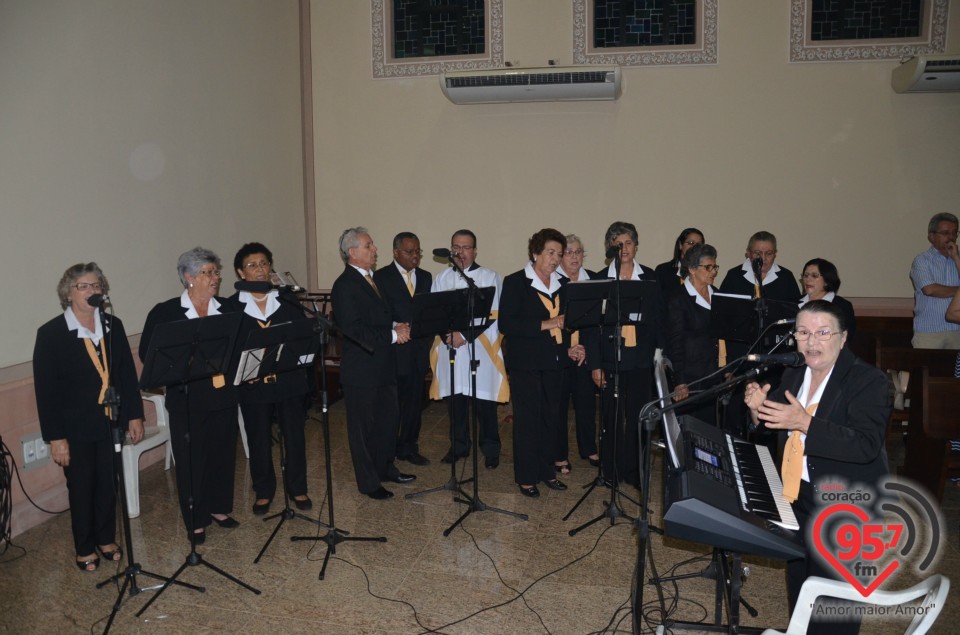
[87,294,110,308]
[234,280,304,293]
[773,318,796,326]
[433,248,452,259]
[605,242,623,259]
[745,352,805,366]
[752,256,764,277]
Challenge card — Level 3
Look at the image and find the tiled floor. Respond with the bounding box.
[1,400,957,634]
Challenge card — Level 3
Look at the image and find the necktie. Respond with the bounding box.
[365,273,380,297]
[781,402,817,503]
[537,294,562,343]
[405,270,415,297]
[83,338,110,414]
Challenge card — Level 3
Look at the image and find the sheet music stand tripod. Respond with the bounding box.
[290,300,386,580]
[404,288,480,503]
[236,317,327,564]
[136,312,261,618]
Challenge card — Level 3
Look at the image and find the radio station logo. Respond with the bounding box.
[810,477,943,598]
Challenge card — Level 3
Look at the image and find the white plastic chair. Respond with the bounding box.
[122,392,173,518]
[761,575,950,635]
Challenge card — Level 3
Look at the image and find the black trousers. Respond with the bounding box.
[240,396,308,501]
[786,480,863,635]
[395,370,427,458]
[449,394,501,459]
[598,367,652,487]
[557,364,598,461]
[510,368,563,485]
[63,437,117,556]
[342,383,401,494]
[169,407,238,532]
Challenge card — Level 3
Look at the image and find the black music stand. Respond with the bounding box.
[404,288,483,503]
[290,300,386,581]
[94,309,202,634]
[237,318,327,564]
[712,293,797,357]
[566,279,656,536]
[135,313,260,618]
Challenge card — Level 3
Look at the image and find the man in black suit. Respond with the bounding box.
[373,232,433,466]
[331,227,416,500]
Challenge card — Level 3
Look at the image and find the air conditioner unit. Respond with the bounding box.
[891,54,960,93]
[440,65,622,104]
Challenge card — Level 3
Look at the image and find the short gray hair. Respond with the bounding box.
[338,227,369,262]
[177,247,221,288]
[928,213,959,233]
[57,262,109,310]
[604,221,638,249]
[565,233,582,249]
[682,243,717,272]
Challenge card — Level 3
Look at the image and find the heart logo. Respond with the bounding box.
[812,503,900,597]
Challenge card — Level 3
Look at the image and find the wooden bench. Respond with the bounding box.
[901,367,960,501]
[872,346,957,450]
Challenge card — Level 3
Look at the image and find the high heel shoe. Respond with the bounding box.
[544,479,567,491]
[212,515,239,528]
[518,484,540,498]
[75,556,100,572]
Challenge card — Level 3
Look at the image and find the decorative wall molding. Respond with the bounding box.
[789,0,949,63]
[573,0,718,67]
[371,0,504,78]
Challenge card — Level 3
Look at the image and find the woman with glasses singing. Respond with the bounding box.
[230,242,313,516]
[139,247,242,545]
[798,258,856,347]
[33,263,144,571]
[744,300,890,635]
[654,227,705,296]
[665,244,721,425]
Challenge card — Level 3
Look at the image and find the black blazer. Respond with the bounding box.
[373,263,433,376]
[769,348,891,491]
[499,270,570,372]
[719,264,801,303]
[34,313,144,443]
[330,265,397,387]
[583,264,664,372]
[654,260,685,297]
[139,295,242,414]
[229,290,312,404]
[665,285,719,386]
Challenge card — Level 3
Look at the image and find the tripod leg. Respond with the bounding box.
[199,559,262,595]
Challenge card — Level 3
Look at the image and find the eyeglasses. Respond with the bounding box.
[243,260,271,270]
[398,249,423,256]
[800,272,822,280]
[794,328,841,341]
[73,282,102,291]
[695,264,720,272]
[450,245,475,254]
[197,269,222,278]
[750,251,776,259]
[564,249,585,257]
[933,229,958,237]
[683,240,702,247]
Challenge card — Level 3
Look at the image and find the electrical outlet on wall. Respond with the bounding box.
[20,432,50,470]
[35,438,49,460]
[22,438,36,465]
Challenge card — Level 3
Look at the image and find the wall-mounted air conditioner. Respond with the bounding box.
[892,54,960,93]
[440,65,622,104]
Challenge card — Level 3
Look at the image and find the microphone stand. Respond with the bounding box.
[92,302,202,633]
[441,253,526,536]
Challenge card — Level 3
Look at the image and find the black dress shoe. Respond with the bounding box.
[192,530,206,545]
[398,452,430,466]
[293,495,312,511]
[518,485,540,498]
[252,499,271,515]
[485,456,500,469]
[440,449,468,464]
[387,473,416,484]
[212,515,239,528]
[588,456,601,468]
[366,487,394,500]
[543,479,567,491]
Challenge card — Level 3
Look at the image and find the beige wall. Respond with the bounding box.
[0,0,306,369]
[311,1,960,294]
[0,0,305,536]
